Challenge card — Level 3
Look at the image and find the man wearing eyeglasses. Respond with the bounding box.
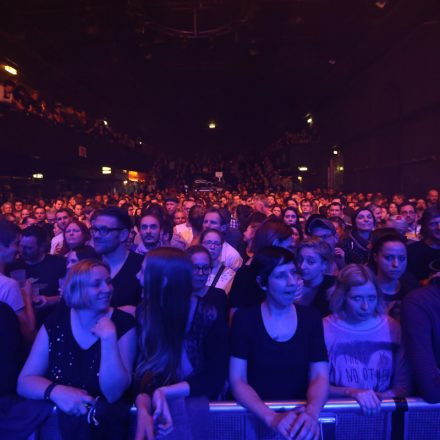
[91,207,143,307]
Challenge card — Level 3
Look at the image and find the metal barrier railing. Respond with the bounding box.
[37,398,440,440]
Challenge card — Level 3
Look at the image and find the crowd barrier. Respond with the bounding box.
[34,397,440,440]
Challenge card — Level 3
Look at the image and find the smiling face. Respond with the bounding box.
[374,241,407,281]
[355,210,374,232]
[344,281,378,323]
[264,262,302,308]
[85,266,113,311]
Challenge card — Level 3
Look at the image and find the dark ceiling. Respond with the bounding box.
[1,0,438,154]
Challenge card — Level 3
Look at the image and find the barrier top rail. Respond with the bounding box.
[208,397,440,413]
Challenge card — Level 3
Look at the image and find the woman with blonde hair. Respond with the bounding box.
[323,264,410,415]
[17,259,136,439]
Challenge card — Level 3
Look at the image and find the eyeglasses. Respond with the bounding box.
[202,240,222,248]
[192,265,211,275]
[90,226,123,236]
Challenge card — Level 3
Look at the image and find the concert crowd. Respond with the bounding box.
[0,185,439,440]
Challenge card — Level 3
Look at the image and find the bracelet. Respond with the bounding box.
[43,382,58,401]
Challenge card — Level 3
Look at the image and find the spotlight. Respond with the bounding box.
[102,166,112,175]
[298,166,308,172]
[4,65,18,75]
[32,173,43,179]
[208,122,216,129]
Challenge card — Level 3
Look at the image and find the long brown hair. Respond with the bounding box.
[135,247,193,387]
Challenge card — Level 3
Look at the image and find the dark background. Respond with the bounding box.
[0,0,439,194]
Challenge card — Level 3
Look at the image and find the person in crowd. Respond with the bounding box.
[91,207,143,307]
[187,245,227,320]
[200,229,236,294]
[426,188,439,209]
[0,220,35,341]
[73,203,85,221]
[134,248,228,439]
[8,225,66,315]
[341,208,375,264]
[299,199,314,226]
[65,245,100,270]
[239,211,267,262]
[271,204,282,218]
[369,231,418,319]
[202,208,243,271]
[230,246,328,440]
[229,218,294,317]
[1,202,14,215]
[50,209,73,255]
[173,208,187,226]
[17,259,137,439]
[407,207,440,282]
[282,207,302,234]
[60,219,91,254]
[307,217,345,273]
[324,264,411,415]
[399,202,420,241]
[296,237,335,316]
[133,213,168,256]
[401,269,440,403]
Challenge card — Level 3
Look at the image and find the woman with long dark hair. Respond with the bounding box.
[134,248,228,440]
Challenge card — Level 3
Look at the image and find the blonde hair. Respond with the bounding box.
[329,264,385,319]
[62,259,110,309]
[296,236,334,266]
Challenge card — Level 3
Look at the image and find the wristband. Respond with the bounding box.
[44,382,58,401]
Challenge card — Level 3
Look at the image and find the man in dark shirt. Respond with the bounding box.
[407,207,440,281]
[8,225,66,310]
[91,206,143,307]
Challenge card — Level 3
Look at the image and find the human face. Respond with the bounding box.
[65,223,84,248]
[355,210,374,232]
[328,205,342,217]
[265,262,302,308]
[56,211,71,231]
[174,211,186,225]
[372,207,382,224]
[291,227,301,246]
[0,236,19,264]
[301,201,312,214]
[375,241,407,281]
[66,250,79,270]
[20,236,42,263]
[91,215,125,255]
[427,190,439,206]
[243,223,259,244]
[298,248,327,282]
[311,227,337,249]
[344,281,378,323]
[427,215,440,242]
[267,195,275,207]
[272,206,282,217]
[283,209,297,226]
[400,205,416,226]
[85,266,113,311]
[14,202,23,212]
[140,216,161,248]
[202,231,223,262]
[388,203,398,216]
[203,212,222,231]
[34,208,46,222]
[2,203,13,214]
[74,204,83,217]
[183,201,195,216]
[54,200,64,210]
[165,201,177,215]
[191,252,211,291]
[21,209,30,219]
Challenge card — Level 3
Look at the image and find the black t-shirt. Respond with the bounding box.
[309,274,336,317]
[111,251,144,307]
[231,304,328,400]
[8,254,66,296]
[0,302,23,396]
[228,265,265,309]
[407,241,440,281]
[45,307,135,396]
